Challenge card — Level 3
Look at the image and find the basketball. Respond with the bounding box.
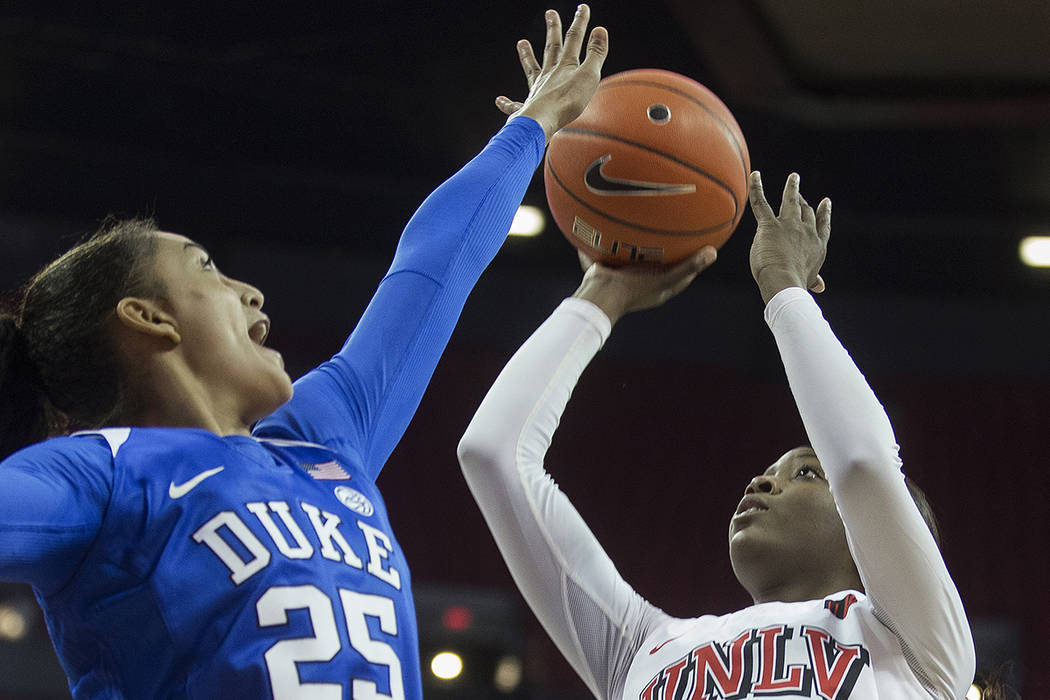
[544,69,750,266]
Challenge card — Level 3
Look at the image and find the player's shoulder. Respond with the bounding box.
[71,426,227,457]
[700,590,872,631]
[0,431,120,483]
[8,426,231,468]
[5,431,113,463]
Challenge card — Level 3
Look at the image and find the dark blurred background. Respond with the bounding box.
[1,1,1048,698]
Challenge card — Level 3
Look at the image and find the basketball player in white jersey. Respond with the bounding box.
[458,172,975,699]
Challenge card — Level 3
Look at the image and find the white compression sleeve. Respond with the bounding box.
[458,298,669,700]
[765,287,975,700]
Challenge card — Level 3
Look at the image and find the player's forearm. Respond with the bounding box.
[766,288,896,475]
[765,287,975,697]
[386,117,545,281]
[459,299,643,699]
[257,119,547,469]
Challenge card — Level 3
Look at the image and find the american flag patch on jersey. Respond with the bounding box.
[301,460,350,480]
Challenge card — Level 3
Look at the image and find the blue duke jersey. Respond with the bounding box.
[0,117,547,699]
[24,429,415,699]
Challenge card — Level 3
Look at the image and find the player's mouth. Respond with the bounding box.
[247,316,284,369]
[733,495,769,519]
[248,317,270,346]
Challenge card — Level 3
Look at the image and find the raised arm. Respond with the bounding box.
[458,252,714,699]
[749,172,975,699]
[254,7,608,476]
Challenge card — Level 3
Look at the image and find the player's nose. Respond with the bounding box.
[744,474,779,496]
[228,277,265,309]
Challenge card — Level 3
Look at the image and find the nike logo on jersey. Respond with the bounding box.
[584,154,696,196]
[169,466,225,499]
[649,633,684,655]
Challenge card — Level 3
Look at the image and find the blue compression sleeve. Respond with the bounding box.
[0,436,113,595]
[255,118,546,480]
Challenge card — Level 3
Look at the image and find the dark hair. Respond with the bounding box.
[904,475,941,549]
[0,218,159,459]
[973,663,1021,700]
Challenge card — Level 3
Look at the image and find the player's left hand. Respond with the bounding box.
[748,171,831,305]
[572,247,717,324]
[495,5,608,142]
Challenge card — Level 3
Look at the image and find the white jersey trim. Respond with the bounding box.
[71,428,131,458]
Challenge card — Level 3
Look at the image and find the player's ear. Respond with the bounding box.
[115,296,181,346]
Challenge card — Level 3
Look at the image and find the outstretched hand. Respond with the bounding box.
[496,5,608,142]
[748,172,832,305]
[572,248,717,324]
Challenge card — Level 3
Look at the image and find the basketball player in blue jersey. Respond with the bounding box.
[0,7,607,699]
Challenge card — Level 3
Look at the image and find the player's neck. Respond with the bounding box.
[749,568,864,606]
[120,362,252,436]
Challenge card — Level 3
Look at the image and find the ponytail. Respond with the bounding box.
[1,217,158,460]
[0,316,51,459]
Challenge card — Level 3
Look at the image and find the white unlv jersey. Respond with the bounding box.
[459,294,974,700]
[628,592,931,699]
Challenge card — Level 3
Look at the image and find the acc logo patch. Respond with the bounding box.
[334,485,374,517]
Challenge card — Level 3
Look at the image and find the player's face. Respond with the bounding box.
[147,232,293,425]
[727,446,859,603]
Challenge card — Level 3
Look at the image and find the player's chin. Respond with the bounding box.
[273,370,294,404]
[254,365,294,412]
[727,518,773,555]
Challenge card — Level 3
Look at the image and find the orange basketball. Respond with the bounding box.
[544,69,750,266]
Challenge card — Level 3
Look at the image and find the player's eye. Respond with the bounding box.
[795,465,822,480]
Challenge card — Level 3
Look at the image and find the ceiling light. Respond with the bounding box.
[1019,235,1050,267]
[430,651,463,680]
[0,605,28,641]
[494,654,523,693]
[509,205,545,237]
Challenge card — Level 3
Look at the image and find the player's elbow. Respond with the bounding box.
[456,427,501,477]
[831,435,901,482]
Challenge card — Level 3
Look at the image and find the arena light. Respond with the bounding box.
[1019,235,1050,267]
[0,604,28,641]
[493,654,523,693]
[440,605,473,631]
[509,205,545,237]
[429,651,463,680]
[966,683,983,700]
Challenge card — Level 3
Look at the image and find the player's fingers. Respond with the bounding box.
[517,40,541,87]
[779,172,801,220]
[577,249,596,273]
[816,197,832,240]
[654,254,707,304]
[748,171,775,222]
[670,247,717,278]
[799,193,815,223]
[540,9,563,71]
[659,247,716,290]
[810,274,826,294]
[559,4,590,65]
[578,26,608,77]
[495,96,524,115]
[694,245,718,271]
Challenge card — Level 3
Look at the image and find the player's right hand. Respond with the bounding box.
[571,247,716,324]
[495,4,608,143]
[748,171,831,305]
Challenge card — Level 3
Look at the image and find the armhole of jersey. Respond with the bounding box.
[71,427,131,458]
[870,601,942,698]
